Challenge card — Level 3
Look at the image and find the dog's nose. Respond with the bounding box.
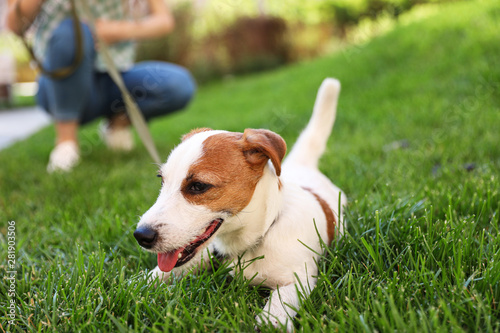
[134,226,158,249]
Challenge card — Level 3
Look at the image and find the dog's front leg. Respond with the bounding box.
[256,276,317,332]
[148,265,171,284]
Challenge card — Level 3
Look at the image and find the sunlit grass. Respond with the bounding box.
[1,1,499,331]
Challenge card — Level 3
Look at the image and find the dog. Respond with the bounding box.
[134,78,346,331]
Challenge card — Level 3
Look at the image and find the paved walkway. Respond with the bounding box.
[0,106,52,150]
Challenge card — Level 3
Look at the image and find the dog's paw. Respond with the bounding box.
[146,266,171,285]
[255,312,294,333]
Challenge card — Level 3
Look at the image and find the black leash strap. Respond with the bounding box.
[18,0,83,80]
[17,0,162,164]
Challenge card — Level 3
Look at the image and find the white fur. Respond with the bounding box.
[137,78,346,332]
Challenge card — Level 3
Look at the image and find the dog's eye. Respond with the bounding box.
[157,174,163,184]
[188,182,212,194]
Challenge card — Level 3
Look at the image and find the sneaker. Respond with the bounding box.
[100,121,135,151]
[47,141,80,173]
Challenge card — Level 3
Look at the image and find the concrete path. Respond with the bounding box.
[0,107,52,150]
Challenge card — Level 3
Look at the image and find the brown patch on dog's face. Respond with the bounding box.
[181,130,286,214]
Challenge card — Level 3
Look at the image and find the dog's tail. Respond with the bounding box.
[285,78,341,169]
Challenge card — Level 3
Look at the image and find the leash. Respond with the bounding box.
[18,0,162,164]
[17,0,84,79]
[78,0,162,164]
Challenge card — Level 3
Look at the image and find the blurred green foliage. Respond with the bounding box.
[0,0,470,87]
[137,0,467,83]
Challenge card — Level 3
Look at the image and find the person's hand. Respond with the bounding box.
[94,19,132,45]
[92,0,175,46]
[6,0,46,35]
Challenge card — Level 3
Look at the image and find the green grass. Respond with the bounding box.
[0,95,37,110]
[1,1,500,331]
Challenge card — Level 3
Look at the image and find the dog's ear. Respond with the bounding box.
[182,128,213,141]
[239,129,287,176]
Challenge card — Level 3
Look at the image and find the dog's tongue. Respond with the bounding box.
[158,249,183,272]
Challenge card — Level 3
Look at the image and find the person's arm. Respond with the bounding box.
[6,0,45,36]
[95,0,175,44]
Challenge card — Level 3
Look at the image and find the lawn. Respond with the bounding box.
[1,1,499,331]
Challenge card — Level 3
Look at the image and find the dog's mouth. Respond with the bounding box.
[157,218,223,272]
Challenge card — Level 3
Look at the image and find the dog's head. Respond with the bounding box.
[134,128,286,272]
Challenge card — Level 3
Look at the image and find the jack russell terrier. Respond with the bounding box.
[134,78,346,331]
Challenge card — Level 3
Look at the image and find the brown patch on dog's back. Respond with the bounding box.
[181,131,285,214]
[303,187,336,244]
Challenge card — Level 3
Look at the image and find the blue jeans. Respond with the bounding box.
[37,19,196,124]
